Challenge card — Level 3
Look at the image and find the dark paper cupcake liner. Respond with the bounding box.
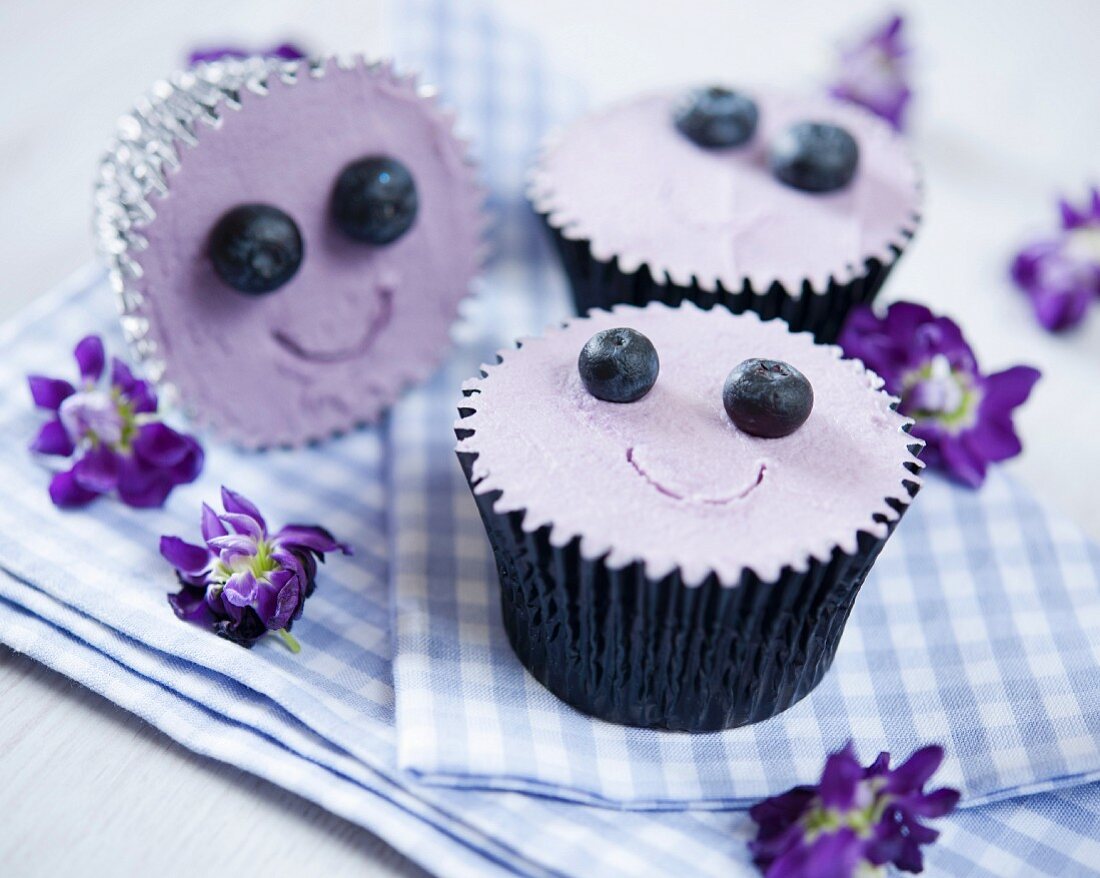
[456,413,920,733]
[540,214,913,343]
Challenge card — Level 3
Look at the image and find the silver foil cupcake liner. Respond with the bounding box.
[539,214,915,344]
[93,55,298,404]
[93,55,482,447]
[456,405,921,732]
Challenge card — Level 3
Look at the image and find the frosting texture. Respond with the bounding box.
[458,304,921,586]
[121,58,483,446]
[530,88,919,294]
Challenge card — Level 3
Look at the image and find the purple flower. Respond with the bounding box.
[829,14,912,130]
[838,302,1040,489]
[750,743,959,877]
[27,335,203,508]
[161,487,351,651]
[187,42,307,66]
[1010,187,1100,332]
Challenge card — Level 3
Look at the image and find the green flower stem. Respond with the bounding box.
[274,628,301,654]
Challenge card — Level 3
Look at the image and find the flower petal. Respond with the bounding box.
[272,573,303,629]
[116,456,173,508]
[749,787,815,840]
[864,751,891,777]
[221,512,266,540]
[159,535,211,575]
[201,502,229,542]
[72,446,121,493]
[802,828,864,878]
[28,376,75,411]
[818,743,862,809]
[937,436,987,488]
[274,524,352,556]
[963,417,1022,464]
[223,570,258,608]
[29,419,74,456]
[1060,198,1083,229]
[206,533,258,555]
[168,436,204,485]
[887,745,945,794]
[904,786,961,818]
[271,547,306,577]
[1032,288,1092,332]
[48,468,99,507]
[132,422,192,467]
[167,585,218,627]
[220,487,267,534]
[110,357,158,413]
[982,365,1041,412]
[74,335,105,383]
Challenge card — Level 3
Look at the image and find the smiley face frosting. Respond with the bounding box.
[458,303,921,586]
[529,88,919,294]
[100,58,483,447]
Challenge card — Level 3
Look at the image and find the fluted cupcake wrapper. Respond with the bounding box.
[539,214,910,344]
[456,419,919,732]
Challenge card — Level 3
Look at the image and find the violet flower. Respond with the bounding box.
[161,487,351,651]
[750,744,959,877]
[838,302,1040,489]
[187,42,307,66]
[1010,187,1100,332]
[829,14,912,130]
[27,335,203,508]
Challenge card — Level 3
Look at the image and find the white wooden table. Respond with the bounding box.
[2,0,1098,874]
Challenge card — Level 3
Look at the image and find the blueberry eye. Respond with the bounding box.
[769,122,859,193]
[578,328,660,403]
[675,86,759,149]
[209,204,303,295]
[722,358,813,438]
[331,156,418,245]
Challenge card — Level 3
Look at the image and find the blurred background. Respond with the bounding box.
[0,2,1098,873]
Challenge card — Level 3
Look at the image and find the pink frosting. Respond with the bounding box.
[458,304,921,586]
[135,59,483,447]
[529,88,920,293]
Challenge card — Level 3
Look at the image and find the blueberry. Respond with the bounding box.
[331,156,418,244]
[578,328,659,403]
[209,204,303,295]
[674,86,759,149]
[723,358,813,438]
[769,122,859,193]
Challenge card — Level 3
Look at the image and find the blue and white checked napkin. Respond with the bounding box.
[2,1,1100,876]
[4,543,1100,878]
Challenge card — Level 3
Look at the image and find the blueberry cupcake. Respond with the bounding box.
[529,87,920,342]
[456,302,921,731]
[95,56,484,447]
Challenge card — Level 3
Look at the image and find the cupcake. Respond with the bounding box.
[95,56,483,448]
[529,86,920,342]
[456,302,921,732]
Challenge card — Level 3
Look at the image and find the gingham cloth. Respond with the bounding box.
[1,1,1100,876]
[4,562,1100,878]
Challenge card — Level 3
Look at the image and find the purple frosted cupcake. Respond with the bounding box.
[457,302,921,731]
[96,57,483,448]
[529,86,920,342]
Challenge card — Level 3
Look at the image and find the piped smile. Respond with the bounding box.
[626,447,766,505]
[273,286,394,363]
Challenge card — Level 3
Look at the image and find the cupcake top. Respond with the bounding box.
[529,87,919,294]
[97,57,483,447]
[458,303,921,586]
